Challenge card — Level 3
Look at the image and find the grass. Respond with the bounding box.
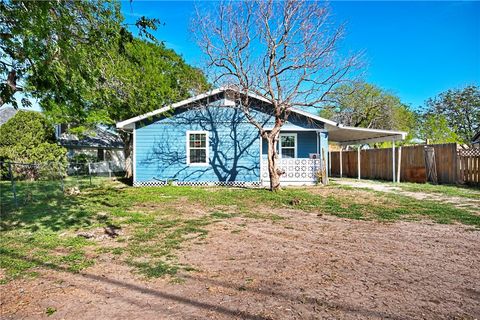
[1,178,479,284]
[45,307,57,316]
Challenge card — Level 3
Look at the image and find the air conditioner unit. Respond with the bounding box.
[309,153,320,159]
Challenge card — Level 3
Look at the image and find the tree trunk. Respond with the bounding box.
[266,133,283,191]
[120,132,133,180]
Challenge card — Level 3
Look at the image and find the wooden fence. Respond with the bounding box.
[329,143,479,185]
[458,148,480,185]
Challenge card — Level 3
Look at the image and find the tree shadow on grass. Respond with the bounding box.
[0,195,92,232]
[0,181,118,232]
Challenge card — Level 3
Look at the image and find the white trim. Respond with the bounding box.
[357,146,361,180]
[397,146,402,183]
[133,123,136,183]
[116,88,226,130]
[116,87,407,145]
[339,147,343,178]
[335,134,406,146]
[328,148,331,178]
[259,135,263,184]
[116,87,341,130]
[186,130,209,166]
[392,140,396,183]
[289,107,340,127]
[279,133,297,158]
[263,127,328,132]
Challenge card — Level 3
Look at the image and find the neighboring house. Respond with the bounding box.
[472,131,480,146]
[117,88,406,187]
[1,107,125,169]
[0,107,18,126]
[56,125,125,170]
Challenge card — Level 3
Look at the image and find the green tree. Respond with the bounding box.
[424,85,480,143]
[0,1,161,108]
[320,82,417,141]
[1,1,209,177]
[417,114,459,144]
[41,38,210,177]
[0,111,67,169]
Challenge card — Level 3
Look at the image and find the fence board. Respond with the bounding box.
[458,148,480,185]
[329,143,479,185]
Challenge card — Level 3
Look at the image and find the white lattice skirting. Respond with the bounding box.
[261,158,321,182]
[133,180,262,188]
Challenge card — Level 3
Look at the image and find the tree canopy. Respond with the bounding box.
[41,38,210,129]
[1,1,126,108]
[423,85,479,143]
[416,114,459,145]
[0,0,208,127]
[320,82,417,142]
[1,1,210,178]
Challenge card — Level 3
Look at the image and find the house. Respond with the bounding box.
[56,125,125,170]
[0,107,19,126]
[1,107,125,169]
[116,88,406,187]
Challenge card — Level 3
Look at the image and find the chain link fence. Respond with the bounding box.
[0,161,126,213]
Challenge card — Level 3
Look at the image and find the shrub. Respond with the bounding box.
[0,111,67,179]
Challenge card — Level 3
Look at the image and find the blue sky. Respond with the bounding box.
[122,0,480,110]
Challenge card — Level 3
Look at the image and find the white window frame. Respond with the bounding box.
[186,130,209,166]
[279,133,297,158]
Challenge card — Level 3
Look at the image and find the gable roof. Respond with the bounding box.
[472,131,480,143]
[116,87,340,130]
[117,87,406,145]
[58,126,124,149]
[0,107,19,126]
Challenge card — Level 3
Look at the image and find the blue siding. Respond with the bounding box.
[135,106,264,183]
[297,131,318,157]
[134,98,329,183]
[262,131,318,157]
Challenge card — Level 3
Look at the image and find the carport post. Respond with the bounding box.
[339,147,343,178]
[328,149,331,177]
[392,140,396,183]
[397,146,402,183]
[357,146,361,180]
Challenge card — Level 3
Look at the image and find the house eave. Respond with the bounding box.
[116,87,407,145]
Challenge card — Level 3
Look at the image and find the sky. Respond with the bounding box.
[121,0,480,110]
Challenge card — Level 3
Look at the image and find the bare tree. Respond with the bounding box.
[195,0,361,191]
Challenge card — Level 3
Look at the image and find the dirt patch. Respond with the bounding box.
[1,210,479,319]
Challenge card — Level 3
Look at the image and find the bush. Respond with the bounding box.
[0,111,67,179]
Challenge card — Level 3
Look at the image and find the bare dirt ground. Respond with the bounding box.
[2,208,479,320]
[333,179,480,215]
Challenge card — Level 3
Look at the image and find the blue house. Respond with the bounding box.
[117,88,406,187]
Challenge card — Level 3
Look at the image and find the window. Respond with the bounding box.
[97,148,105,161]
[280,133,297,158]
[187,131,209,165]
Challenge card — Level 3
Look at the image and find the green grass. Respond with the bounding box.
[1,178,479,284]
[45,307,57,316]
